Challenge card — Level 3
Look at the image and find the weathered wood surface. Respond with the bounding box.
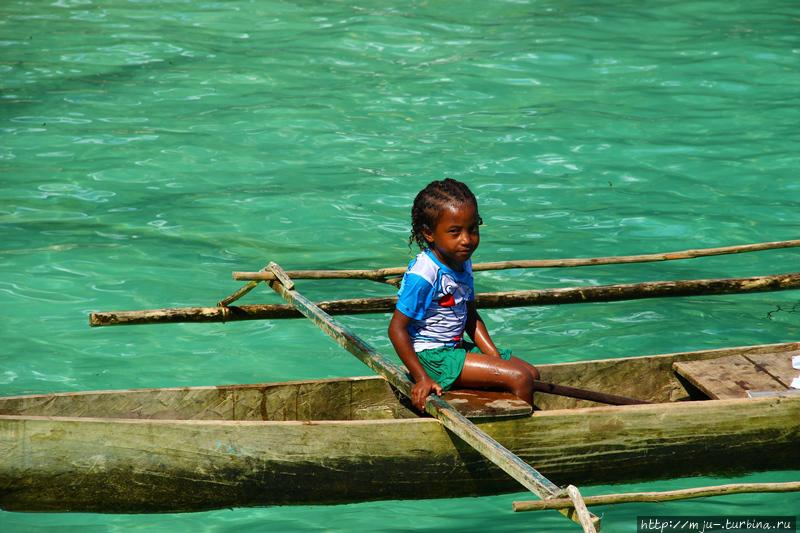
[0,377,534,421]
[566,485,597,533]
[513,481,800,511]
[263,262,589,527]
[1,341,799,513]
[746,350,799,389]
[673,351,795,400]
[89,299,397,326]
[1,393,797,513]
[520,341,799,410]
[232,239,800,282]
[441,389,532,419]
[0,377,418,422]
[89,272,800,327]
[3,341,796,419]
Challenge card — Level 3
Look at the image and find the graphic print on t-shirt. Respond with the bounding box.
[439,275,457,307]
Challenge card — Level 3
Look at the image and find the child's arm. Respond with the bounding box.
[464,302,501,357]
[388,309,443,410]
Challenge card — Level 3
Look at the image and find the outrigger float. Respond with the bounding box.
[2,240,800,532]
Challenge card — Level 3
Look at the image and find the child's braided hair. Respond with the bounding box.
[409,178,481,250]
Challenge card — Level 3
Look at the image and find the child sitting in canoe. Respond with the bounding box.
[388,178,540,411]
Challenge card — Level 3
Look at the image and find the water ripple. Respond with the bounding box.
[2,0,799,530]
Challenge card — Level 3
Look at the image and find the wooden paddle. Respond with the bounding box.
[266,262,600,532]
[533,380,649,405]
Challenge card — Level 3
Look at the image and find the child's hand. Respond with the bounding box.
[411,376,442,411]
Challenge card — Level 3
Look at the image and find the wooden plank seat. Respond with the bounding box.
[673,350,800,399]
[442,389,532,418]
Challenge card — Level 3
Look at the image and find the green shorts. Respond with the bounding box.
[416,341,512,391]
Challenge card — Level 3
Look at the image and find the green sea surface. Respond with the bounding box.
[1,0,798,531]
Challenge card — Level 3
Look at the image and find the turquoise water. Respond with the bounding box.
[2,0,799,531]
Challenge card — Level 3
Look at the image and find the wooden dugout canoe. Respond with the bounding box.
[0,341,798,513]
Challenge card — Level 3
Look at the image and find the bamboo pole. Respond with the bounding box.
[265,262,600,532]
[218,282,261,307]
[217,264,269,307]
[567,485,597,533]
[89,299,396,327]
[477,271,800,306]
[89,272,800,327]
[232,239,800,283]
[512,481,800,512]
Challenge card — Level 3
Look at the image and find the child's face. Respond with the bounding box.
[423,202,480,270]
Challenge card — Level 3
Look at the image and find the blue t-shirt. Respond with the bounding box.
[396,249,474,352]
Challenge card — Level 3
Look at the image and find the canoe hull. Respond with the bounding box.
[2,396,798,513]
[1,341,799,513]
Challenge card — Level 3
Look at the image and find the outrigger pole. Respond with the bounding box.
[90,239,799,327]
[265,262,600,532]
[233,239,800,286]
[90,271,800,327]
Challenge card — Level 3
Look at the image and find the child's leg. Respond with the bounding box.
[454,353,535,405]
[509,355,540,381]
